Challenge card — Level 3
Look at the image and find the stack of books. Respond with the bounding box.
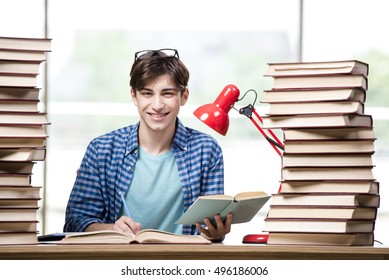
[0,36,51,244]
[261,60,380,246]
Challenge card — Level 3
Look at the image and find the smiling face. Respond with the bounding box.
[131,74,189,136]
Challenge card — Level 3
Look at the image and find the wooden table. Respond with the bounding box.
[1,244,389,259]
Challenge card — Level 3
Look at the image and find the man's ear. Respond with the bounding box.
[130,88,137,106]
[180,87,189,106]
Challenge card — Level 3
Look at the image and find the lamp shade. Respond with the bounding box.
[193,84,240,135]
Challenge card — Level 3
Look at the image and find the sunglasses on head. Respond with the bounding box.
[134,48,179,62]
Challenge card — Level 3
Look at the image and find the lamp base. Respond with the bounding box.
[242,233,269,244]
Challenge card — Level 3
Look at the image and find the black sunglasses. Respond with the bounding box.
[134,48,179,62]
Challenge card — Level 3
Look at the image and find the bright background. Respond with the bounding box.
[1,0,388,245]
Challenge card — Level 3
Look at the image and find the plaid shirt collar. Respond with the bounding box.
[125,118,188,156]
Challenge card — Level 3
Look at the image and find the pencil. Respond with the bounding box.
[120,192,132,218]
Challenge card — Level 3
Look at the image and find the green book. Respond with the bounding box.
[176,191,271,225]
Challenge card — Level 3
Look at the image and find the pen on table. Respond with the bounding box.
[120,192,132,218]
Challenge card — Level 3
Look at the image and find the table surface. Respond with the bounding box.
[1,243,389,260]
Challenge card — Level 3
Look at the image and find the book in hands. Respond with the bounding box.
[175,191,271,225]
[59,229,211,244]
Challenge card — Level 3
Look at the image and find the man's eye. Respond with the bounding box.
[163,92,175,97]
[140,91,153,96]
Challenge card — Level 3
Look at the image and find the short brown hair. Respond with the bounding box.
[130,52,189,92]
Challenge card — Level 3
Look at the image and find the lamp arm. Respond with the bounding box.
[238,105,284,157]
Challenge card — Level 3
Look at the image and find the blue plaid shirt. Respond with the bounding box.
[64,119,224,235]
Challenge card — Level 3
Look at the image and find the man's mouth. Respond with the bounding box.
[148,112,169,120]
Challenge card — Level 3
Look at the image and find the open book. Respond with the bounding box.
[176,191,271,225]
[59,229,211,244]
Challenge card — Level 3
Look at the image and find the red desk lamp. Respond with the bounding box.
[193,84,284,243]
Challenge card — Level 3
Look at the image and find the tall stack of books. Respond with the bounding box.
[0,36,51,244]
[261,60,380,246]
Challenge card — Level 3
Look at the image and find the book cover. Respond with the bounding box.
[281,153,374,167]
[270,193,380,207]
[279,180,379,194]
[283,127,375,141]
[0,186,41,199]
[0,161,36,173]
[0,36,52,52]
[0,148,46,161]
[264,60,369,77]
[0,74,37,88]
[262,114,373,129]
[0,220,38,232]
[266,101,364,116]
[263,218,375,233]
[281,166,375,181]
[0,207,38,221]
[267,232,374,246]
[0,231,38,245]
[283,140,375,154]
[0,112,49,125]
[0,137,47,148]
[271,74,368,90]
[262,88,366,103]
[0,60,42,75]
[0,87,40,100]
[176,191,270,225]
[267,206,377,220]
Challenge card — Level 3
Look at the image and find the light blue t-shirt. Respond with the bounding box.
[121,147,184,234]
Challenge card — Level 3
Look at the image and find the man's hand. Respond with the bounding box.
[113,216,142,234]
[196,213,232,242]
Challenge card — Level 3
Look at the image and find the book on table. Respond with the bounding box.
[282,127,375,141]
[0,99,39,112]
[281,166,375,181]
[0,36,52,52]
[0,49,47,61]
[175,191,271,225]
[0,60,42,75]
[0,137,47,148]
[0,173,31,186]
[0,112,49,125]
[266,232,374,246]
[59,229,211,244]
[264,60,369,77]
[0,198,40,208]
[0,161,36,173]
[0,207,38,221]
[0,232,38,245]
[263,218,375,233]
[266,206,377,220]
[0,87,40,100]
[270,74,367,90]
[265,101,364,115]
[282,139,375,154]
[0,148,46,161]
[279,180,379,194]
[0,220,38,232]
[262,88,366,103]
[262,113,372,129]
[281,153,374,167]
[0,125,46,137]
[270,193,380,207]
[0,74,38,88]
[0,186,41,199]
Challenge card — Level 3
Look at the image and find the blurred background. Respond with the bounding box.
[1,0,388,245]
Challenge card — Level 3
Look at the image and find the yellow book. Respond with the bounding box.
[59,229,211,244]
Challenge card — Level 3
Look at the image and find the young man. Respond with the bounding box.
[64,49,232,241]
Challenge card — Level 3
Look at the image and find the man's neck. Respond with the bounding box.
[138,124,175,155]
